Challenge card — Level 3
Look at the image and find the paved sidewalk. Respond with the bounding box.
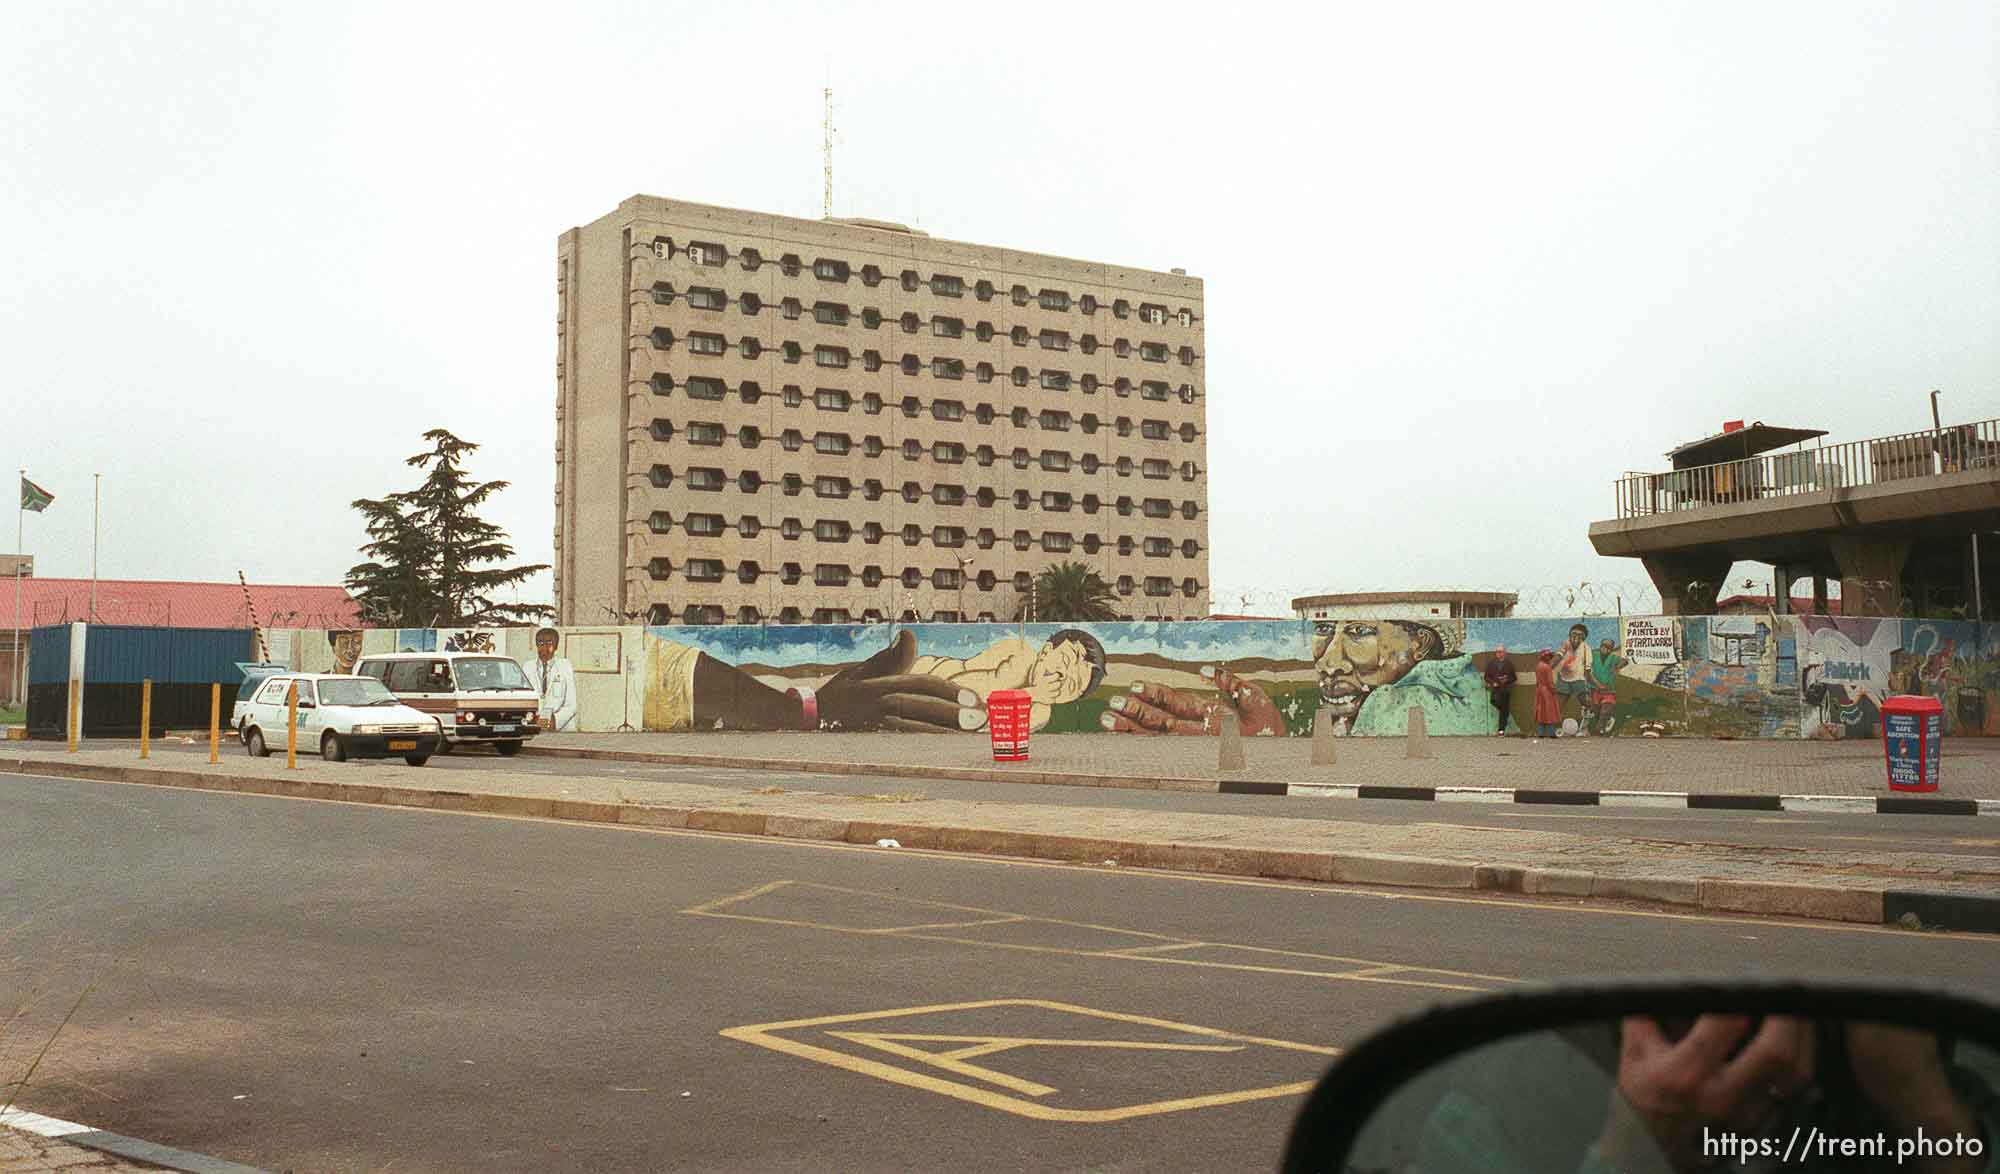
[5,745,1999,928]
[527,730,2000,800]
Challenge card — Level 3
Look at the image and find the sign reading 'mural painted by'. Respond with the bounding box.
[1622,618,1677,665]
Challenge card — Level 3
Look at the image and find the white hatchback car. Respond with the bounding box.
[239,673,444,765]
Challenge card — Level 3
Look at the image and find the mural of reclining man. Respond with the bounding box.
[908,628,1106,732]
[646,628,1107,732]
[1312,618,1492,735]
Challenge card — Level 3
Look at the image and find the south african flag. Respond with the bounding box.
[20,477,53,512]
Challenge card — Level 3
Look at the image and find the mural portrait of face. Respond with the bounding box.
[328,629,362,674]
[1026,629,1107,707]
[1313,620,1450,716]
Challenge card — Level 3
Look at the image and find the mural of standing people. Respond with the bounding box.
[1311,618,1492,735]
[523,627,579,731]
[1552,623,1594,734]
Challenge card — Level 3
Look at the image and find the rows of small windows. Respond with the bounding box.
[644,510,1202,557]
[649,605,1208,626]
[648,472,1204,517]
[646,454,1204,495]
[648,450,1192,486]
[653,284,1194,352]
[651,416,1199,455]
[645,557,1203,599]
[652,373,1199,407]
[651,238,1197,328]
[647,329,1199,373]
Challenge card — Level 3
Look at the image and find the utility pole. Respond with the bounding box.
[90,473,100,622]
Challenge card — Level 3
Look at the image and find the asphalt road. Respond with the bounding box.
[140,737,2000,859]
[3,770,1998,1172]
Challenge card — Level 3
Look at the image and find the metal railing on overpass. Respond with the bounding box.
[1612,417,2000,520]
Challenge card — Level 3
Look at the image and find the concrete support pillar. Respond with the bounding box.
[1217,711,1245,772]
[1772,565,1792,615]
[1812,575,1830,616]
[1310,707,1337,765]
[1827,533,1913,618]
[1406,706,1430,759]
[1641,553,1731,615]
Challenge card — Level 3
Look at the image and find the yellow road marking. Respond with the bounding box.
[683,880,1518,992]
[721,998,1338,1123]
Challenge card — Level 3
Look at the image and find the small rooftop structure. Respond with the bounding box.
[1290,590,1517,621]
[1665,421,1828,469]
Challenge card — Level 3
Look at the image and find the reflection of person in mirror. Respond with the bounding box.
[1600,1015,1996,1174]
[524,627,578,732]
[909,628,1106,732]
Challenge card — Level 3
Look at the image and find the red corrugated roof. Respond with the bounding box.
[4,578,360,629]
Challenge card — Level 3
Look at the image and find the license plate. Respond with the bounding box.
[493,724,518,733]
[388,739,417,751]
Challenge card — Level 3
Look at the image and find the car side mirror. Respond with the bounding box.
[1283,983,2000,1174]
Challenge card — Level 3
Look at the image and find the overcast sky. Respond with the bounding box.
[4,1,1994,616]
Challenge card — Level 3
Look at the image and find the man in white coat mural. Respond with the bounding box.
[524,627,579,732]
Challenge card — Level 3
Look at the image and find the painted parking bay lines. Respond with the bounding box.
[721,998,1341,1123]
[683,880,1518,992]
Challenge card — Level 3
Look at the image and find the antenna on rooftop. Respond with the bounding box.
[821,72,835,219]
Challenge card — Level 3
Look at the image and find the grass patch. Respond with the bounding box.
[861,791,928,803]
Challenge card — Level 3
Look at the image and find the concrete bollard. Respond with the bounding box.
[1310,708,1337,765]
[1217,711,1246,772]
[1406,705,1430,759]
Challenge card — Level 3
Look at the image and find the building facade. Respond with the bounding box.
[555,196,1209,626]
[1290,590,1518,622]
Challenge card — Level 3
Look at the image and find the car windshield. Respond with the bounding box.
[315,678,400,707]
[454,657,531,692]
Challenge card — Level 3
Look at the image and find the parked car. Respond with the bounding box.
[351,651,542,755]
[230,663,289,737]
[238,672,443,765]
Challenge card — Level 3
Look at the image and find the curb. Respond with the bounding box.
[516,744,2000,818]
[6,756,1997,932]
[0,1106,267,1174]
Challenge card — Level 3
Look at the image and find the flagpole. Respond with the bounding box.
[13,468,21,709]
[91,473,100,622]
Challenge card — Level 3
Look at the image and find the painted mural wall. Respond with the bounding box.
[251,615,1999,740]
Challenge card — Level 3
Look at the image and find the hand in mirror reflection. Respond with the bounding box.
[1599,1015,1816,1172]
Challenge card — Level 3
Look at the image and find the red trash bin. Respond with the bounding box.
[988,689,1032,762]
[1881,694,1944,793]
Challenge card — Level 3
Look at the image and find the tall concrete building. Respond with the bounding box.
[555,196,1209,626]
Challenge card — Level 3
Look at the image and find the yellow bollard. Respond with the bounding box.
[67,678,79,753]
[286,681,298,770]
[140,679,151,759]
[209,682,221,764]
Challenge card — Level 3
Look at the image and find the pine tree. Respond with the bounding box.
[1019,561,1121,622]
[345,429,551,627]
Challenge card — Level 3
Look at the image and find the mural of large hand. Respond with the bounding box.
[1100,667,1285,736]
[815,629,984,732]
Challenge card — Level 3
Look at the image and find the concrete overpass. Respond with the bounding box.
[1588,418,2000,617]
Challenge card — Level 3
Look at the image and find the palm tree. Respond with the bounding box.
[1019,561,1120,622]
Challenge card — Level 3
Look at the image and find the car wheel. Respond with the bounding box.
[246,728,269,758]
[322,731,346,762]
[404,754,430,767]
[494,740,521,757]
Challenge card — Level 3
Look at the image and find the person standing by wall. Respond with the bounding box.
[1534,649,1561,739]
[1482,645,1518,736]
[524,627,578,732]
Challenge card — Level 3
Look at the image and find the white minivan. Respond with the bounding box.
[352,651,543,756]
[239,673,444,765]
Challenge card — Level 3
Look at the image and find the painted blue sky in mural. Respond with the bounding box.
[645,620,1312,668]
